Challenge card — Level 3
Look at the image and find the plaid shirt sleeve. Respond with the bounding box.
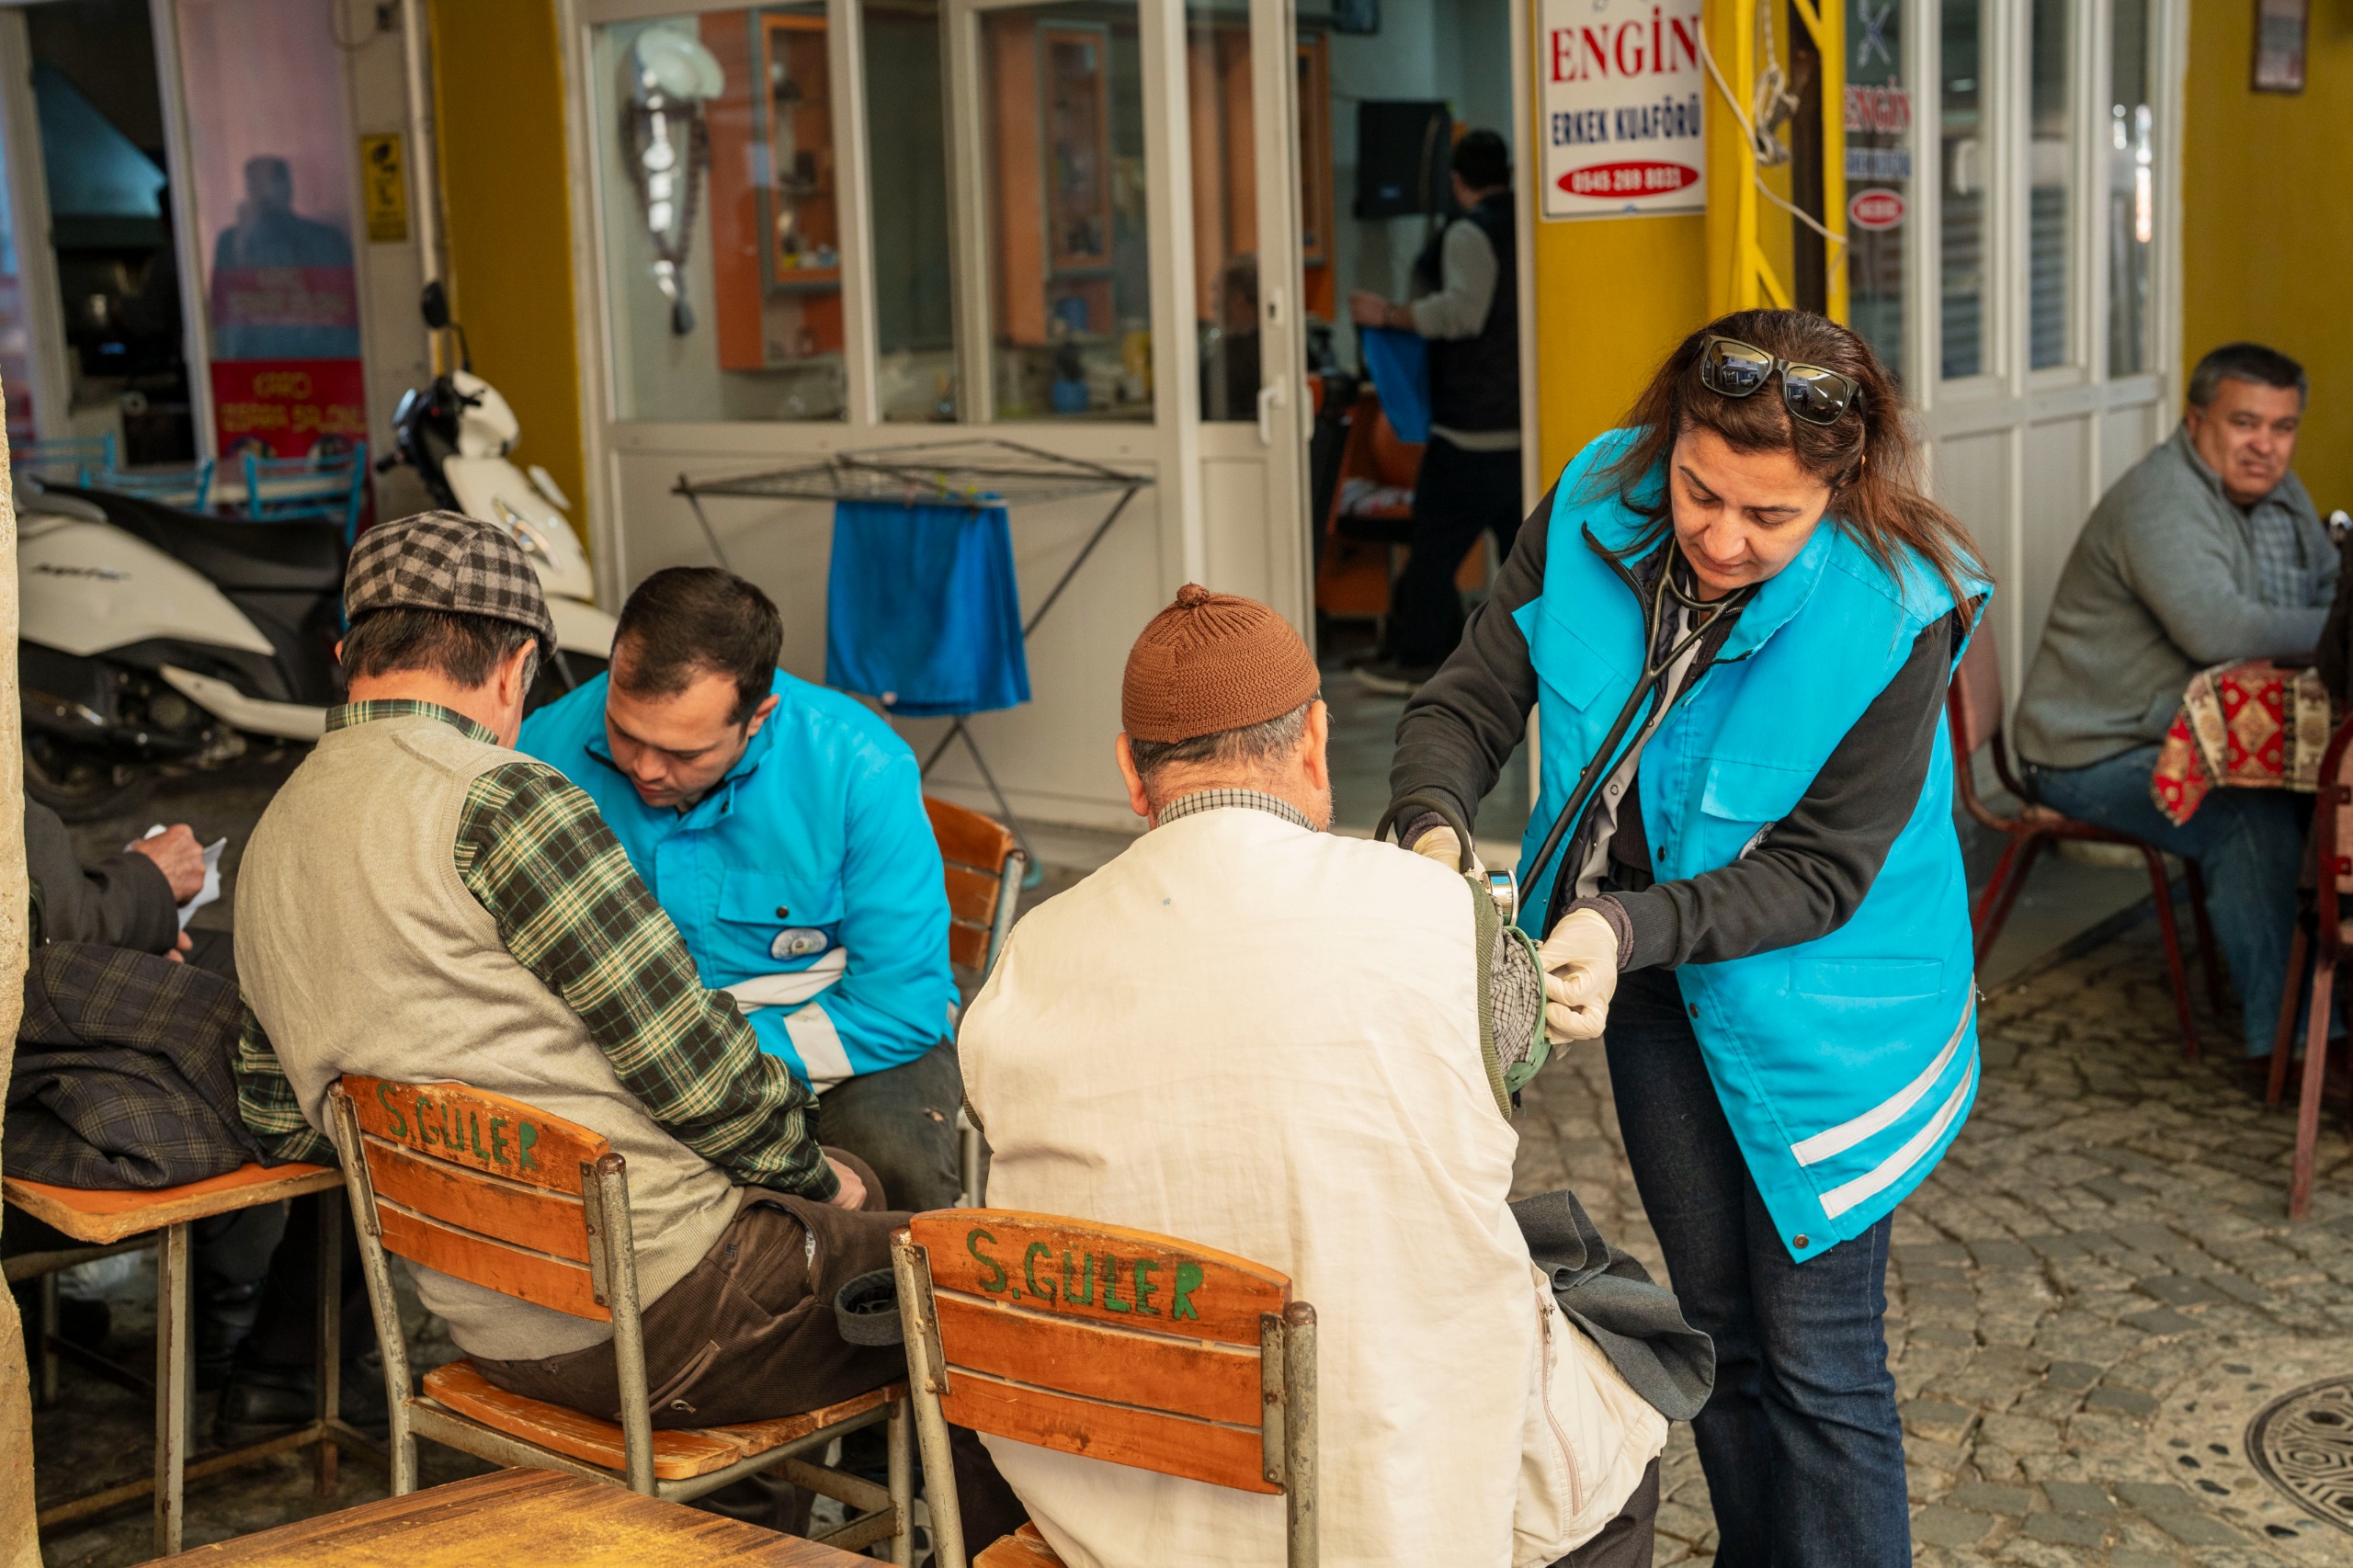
[234,1006,336,1165]
[454,759,838,1200]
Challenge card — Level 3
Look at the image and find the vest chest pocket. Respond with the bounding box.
[1529,601,1628,714]
[719,869,844,963]
[1697,760,1814,831]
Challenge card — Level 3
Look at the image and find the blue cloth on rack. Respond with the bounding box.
[1360,325,1431,444]
[825,497,1030,718]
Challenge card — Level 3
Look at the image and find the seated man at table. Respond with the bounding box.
[519,567,961,1209]
[233,512,904,1426]
[2016,342,2334,1055]
[959,585,1671,1568]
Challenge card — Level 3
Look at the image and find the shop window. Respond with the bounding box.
[1182,12,1334,422]
[1845,0,1908,383]
[2107,0,2153,378]
[592,8,846,422]
[175,0,367,460]
[2027,0,2074,370]
[864,0,957,421]
[982,3,1153,421]
[1937,0,1986,381]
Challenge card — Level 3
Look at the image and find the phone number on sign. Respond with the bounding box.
[1561,161,1699,197]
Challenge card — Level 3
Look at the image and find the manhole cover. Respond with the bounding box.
[2248,1377,2353,1535]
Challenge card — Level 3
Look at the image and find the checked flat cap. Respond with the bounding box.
[345,510,556,653]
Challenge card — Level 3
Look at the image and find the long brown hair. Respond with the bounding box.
[1597,309,1987,608]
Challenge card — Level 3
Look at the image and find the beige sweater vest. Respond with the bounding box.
[236,715,739,1361]
[960,808,1666,1568]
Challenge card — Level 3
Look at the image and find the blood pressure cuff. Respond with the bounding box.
[1474,869,1548,1118]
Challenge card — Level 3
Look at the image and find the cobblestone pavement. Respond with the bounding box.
[1512,914,2353,1565]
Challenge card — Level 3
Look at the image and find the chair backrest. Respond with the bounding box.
[20,435,116,487]
[1948,631,2005,760]
[329,1074,623,1321]
[926,796,1025,976]
[2316,716,2353,920]
[98,459,215,511]
[895,1210,1315,1550]
[244,442,369,543]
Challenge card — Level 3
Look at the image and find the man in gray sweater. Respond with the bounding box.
[2015,343,2331,1056]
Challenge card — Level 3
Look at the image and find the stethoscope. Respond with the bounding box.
[1375,533,1755,924]
[1513,540,1756,929]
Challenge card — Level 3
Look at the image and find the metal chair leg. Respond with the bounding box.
[2291,955,2337,1221]
[2184,861,2228,1016]
[2140,847,2200,1062]
[316,1192,342,1495]
[888,1394,914,1566]
[2269,925,2311,1108]
[154,1221,190,1558]
[35,1272,58,1408]
[1973,833,2048,966]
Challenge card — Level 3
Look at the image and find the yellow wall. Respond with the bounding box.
[427,0,589,550]
[2183,1,2353,510]
[1530,215,1707,477]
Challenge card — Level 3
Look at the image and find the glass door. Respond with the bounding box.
[1168,0,1313,625]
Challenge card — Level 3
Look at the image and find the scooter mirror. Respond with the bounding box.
[419,280,450,331]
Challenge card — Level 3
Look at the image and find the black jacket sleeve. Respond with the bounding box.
[25,800,179,953]
[1606,609,1967,970]
[1387,481,1557,833]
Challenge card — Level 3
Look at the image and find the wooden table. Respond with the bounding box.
[164,1468,878,1565]
[4,1162,358,1555]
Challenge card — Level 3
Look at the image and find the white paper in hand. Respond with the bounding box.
[132,824,228,931]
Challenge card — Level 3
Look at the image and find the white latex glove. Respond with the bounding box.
[1540,907,1620,1043]
[1410,824,1486,879]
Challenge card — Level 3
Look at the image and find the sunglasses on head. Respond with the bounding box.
[1697,335,1863,427]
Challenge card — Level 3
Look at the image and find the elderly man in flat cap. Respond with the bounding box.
[958,585,1676,1568]
[231,512,905,1433]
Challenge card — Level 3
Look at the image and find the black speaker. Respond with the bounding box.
[1353,100,1451,219]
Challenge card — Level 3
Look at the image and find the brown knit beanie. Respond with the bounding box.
[1121,585,1321,744]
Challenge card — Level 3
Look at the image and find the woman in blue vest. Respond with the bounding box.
[1383,310,1988,1563]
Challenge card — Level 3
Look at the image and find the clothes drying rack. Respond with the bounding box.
[673,439,1152,872]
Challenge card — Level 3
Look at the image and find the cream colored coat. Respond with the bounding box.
[960,806,1667,1568]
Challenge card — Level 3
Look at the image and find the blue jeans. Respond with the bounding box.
[2024,744,2304,1054]
[1606,967,1908,1567]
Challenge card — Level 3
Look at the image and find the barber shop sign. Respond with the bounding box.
[1539,0,1707,221]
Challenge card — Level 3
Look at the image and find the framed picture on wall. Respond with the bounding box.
[2252,0,2307,93]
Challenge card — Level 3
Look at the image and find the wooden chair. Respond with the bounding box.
[327,1075,913,1559]
[2,1161,349,1555]
[2265,714,2353,1220]
[1947,631,2221,1059]
[891,1210,1318,1568]
[169,1468,875,1565]
[926,796,1028,1207]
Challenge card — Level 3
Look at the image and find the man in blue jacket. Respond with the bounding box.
[520,567,962,1208]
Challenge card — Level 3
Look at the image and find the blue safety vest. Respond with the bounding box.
[518,671,956,1090]
[1518,431,1987,1261]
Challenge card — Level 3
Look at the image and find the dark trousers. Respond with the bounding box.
[817,1039,966,1213]
[1551,1459,1661,1568]
[472,1150,904,1427]
[1388,437,1525,666]
[1605,969,1908,1567]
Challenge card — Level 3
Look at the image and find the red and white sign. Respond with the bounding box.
[210,358,369,460]
[1539,0,1706,221]
[1847,187,1905,232]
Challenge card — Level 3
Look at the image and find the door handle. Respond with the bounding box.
[1256,376,1288,448]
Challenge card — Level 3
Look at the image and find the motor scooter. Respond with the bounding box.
[17,289,619,819]
[383,282,620,677]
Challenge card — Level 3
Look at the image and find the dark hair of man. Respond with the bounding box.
[1452,130,1510,193]
[609,566,783,726]
[340,607,538,688]
[2188,342,2307,409]
[1128,699,1313,800]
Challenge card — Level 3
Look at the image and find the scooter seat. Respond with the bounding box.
[61,486,347,594]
